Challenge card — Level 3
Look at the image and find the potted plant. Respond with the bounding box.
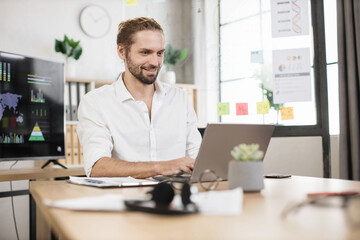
[228,143,265,191]
[161,44,188,84]
[260,84,284,123]
[253,65,284,123]
[55,34,82,77]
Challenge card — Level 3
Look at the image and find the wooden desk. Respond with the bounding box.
[0,167,85,182]
[30,176,360,240]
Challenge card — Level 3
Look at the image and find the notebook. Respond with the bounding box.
[68,176,158,188]
[154,123,275,183]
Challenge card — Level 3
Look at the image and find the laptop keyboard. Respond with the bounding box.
[152,173,191,182]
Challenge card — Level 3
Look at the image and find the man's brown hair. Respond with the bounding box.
[117,17,163,52]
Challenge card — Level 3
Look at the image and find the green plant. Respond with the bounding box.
[231,144,264,162]
[163,44,188,69]
[260,84,284,123]
[260,84,283,111]
[55,35,82,62]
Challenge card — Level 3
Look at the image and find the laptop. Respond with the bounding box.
[154,123,275,183]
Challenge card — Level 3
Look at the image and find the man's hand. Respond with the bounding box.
[91,156,195,178]
[157,157,195,176]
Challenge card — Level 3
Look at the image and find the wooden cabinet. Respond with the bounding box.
[175,83,198,114]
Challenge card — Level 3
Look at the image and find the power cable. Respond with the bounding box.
[10,160,19,240]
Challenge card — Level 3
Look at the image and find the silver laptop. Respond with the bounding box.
[154,123,275,183]
[189,123,274,183]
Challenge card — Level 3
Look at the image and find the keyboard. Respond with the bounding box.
[152,173,191,182]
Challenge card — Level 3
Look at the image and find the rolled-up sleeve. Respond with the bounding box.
[77,93,113,176]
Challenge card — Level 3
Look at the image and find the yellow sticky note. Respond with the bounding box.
[280,107,294,120]
[257,101,270,114]
[217,102,230,116]
[126,0,138,6]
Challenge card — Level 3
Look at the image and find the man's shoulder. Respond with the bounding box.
[88,84,115,96]
[82,84,116,103]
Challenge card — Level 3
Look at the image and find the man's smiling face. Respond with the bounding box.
[124,30,165,85]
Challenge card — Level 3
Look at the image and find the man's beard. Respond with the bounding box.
[125,55,161,85]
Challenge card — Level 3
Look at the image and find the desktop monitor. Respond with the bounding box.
[0,51,65,161]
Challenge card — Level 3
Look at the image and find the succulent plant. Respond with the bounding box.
[231,144,264,162]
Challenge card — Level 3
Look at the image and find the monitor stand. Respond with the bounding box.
[41,159,67,169]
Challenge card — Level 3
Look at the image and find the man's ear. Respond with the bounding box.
[117,45,126,60]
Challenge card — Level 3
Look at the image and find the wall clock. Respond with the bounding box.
[80,5,111,38]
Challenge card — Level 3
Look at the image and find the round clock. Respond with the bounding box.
[80,5,111,38]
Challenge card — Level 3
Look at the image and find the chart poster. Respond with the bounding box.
[272,48,312,104]
[271,0,309,38]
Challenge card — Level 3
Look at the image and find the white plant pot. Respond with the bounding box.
[228,161,264,192]
[66,61,76,78]
[161,71,176,84]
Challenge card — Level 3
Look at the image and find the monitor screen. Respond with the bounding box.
[0,51,65,160]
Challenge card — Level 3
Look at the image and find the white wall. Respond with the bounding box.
[264,137,323,177]
[264,136,339,178]
[1,0,119,81]
[0,161,33,240]
[264,136,340,178]
[0,195,29,240]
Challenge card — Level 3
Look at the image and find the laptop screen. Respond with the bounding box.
[190,123,275,182]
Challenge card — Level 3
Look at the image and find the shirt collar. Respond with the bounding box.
[154,79,166,99]
[115,74,134,102]
[115,73,167,102]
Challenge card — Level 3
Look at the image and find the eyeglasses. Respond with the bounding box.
[199,169,223,191]
[282,193,360,226]
[161,169,223,192]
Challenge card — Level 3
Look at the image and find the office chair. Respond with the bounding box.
[198,128,206,138]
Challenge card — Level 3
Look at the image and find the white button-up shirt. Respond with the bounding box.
[77,77,202,176]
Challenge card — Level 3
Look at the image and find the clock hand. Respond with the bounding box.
[88,12,97,21]
[95,14,107,23]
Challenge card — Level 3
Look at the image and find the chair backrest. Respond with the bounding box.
[197,128,206,138]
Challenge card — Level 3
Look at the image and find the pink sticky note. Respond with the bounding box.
[236,103,248,115]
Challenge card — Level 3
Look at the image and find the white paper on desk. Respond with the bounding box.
[191,188,243,215]
[68,176,158,188]
[44,188,243,214]
[44,194,145,211]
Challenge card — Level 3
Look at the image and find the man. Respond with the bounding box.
[77,17,202,178]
